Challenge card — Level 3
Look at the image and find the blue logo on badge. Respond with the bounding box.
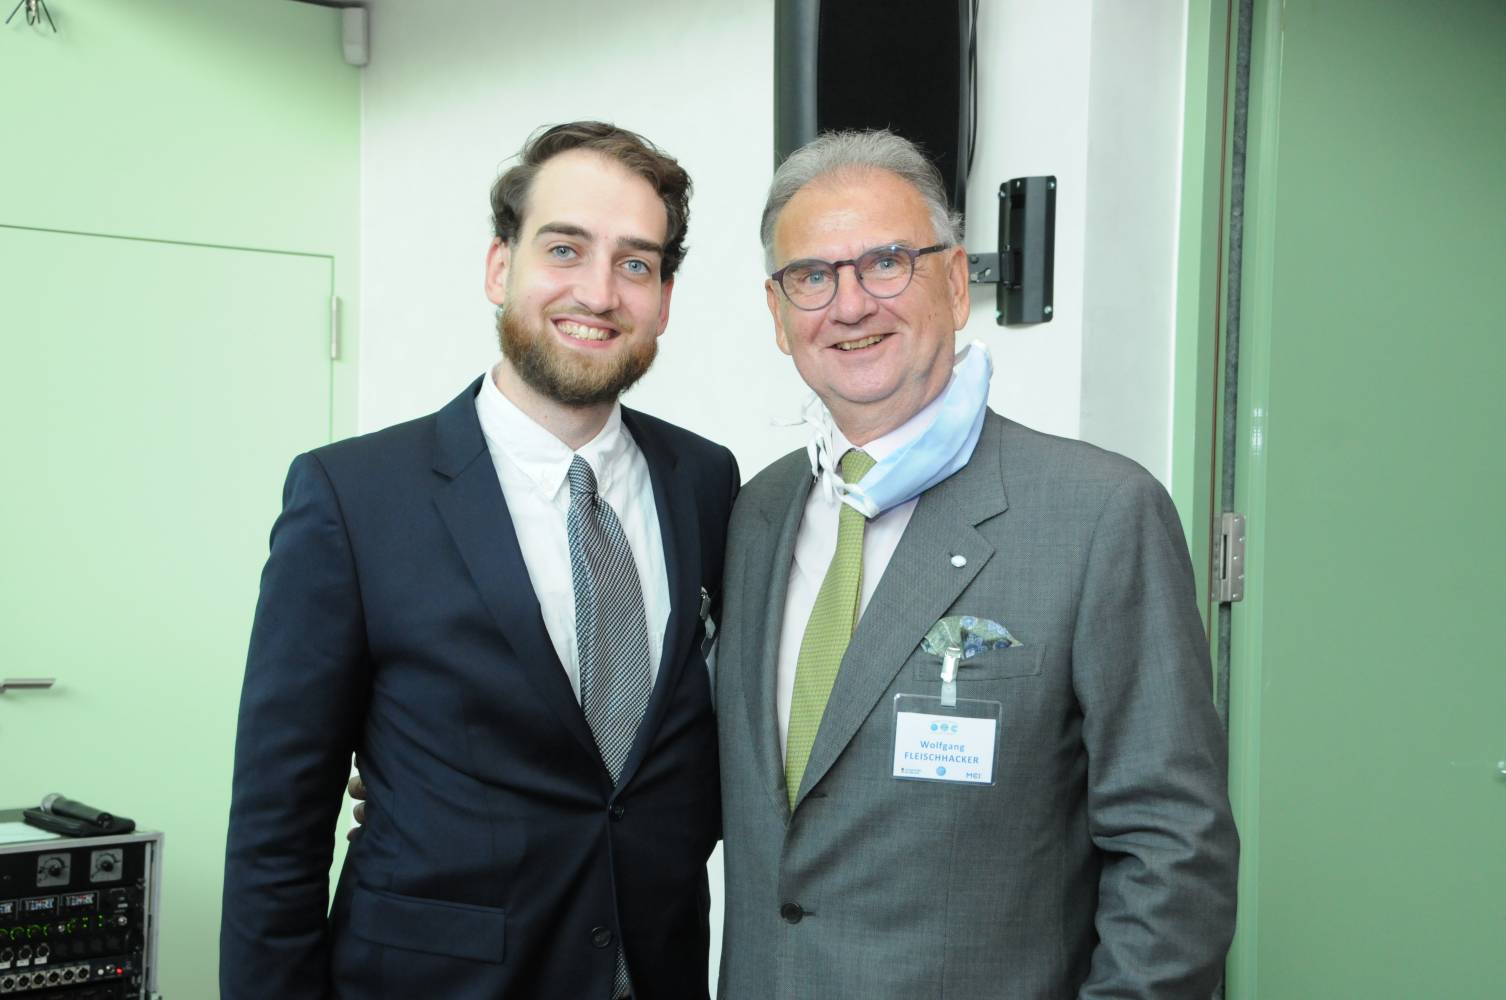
[950,723,960,734]
[930,722,938,731]
[936,766,947,777]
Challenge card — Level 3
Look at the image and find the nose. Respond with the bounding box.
[572,256,620,315]
[826,262,878,324]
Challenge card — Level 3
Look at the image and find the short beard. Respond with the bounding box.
[497,307,657,408]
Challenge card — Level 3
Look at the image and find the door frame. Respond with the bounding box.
[1172,1,1283,996]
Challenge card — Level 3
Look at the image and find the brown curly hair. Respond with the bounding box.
[490,121,692,281]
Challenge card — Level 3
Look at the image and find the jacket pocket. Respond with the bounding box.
[349,884,506,963]
[911,642,1046,681]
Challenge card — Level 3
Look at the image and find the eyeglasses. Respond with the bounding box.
[770,243,948,310]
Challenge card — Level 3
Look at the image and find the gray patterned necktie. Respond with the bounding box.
[566,455,648,998]
[567,454,653,778]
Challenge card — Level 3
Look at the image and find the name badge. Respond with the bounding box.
[892,693,1001,785]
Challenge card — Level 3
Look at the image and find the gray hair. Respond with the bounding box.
[760,129,964,272]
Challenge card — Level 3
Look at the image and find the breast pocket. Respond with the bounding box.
[911,643,1046,682]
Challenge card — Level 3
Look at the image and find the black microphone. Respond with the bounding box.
[41,793,114,829]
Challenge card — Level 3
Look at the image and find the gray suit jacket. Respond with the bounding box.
[715,411,1238,999]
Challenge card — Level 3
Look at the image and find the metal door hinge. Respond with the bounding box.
[1214,513,1247,603]
[330,295,341,361]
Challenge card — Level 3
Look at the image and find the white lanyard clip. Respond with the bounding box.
[940,644,962,708]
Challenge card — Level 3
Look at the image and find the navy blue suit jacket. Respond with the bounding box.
[221,378,737,999]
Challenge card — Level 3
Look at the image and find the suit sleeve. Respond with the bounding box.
[220,453,370,1000]
[1071,472,1239,999]
[706,445,741,627]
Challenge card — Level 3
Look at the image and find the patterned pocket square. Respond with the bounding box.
[921,615,1022,660]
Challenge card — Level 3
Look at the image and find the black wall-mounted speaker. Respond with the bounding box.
[774,0,976,219]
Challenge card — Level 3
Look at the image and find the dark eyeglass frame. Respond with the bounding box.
[770,243,949,311]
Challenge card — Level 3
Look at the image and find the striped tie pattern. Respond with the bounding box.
[566,455,651,999]
[785,448,876,809]
[568,455,654,782]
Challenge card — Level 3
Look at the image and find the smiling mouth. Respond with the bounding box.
[835,334,887,352]
[556,319,617,342]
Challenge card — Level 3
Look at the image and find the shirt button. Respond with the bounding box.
[779,902,805,924]
[609,805,626,821]
[590,926,614,949]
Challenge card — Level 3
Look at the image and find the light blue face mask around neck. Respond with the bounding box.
[802,341,993,518]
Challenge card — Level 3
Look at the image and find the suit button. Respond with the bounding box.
[609,804,626,821]
[779,902,804,924]
[590,926,614,949]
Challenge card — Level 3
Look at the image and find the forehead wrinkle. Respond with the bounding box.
[775,170,934,265]
[803,239,927,264]
[778,211,931,264]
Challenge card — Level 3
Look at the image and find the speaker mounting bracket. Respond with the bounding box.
[969,175,1057,325]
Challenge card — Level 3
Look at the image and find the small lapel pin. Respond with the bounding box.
[950,554,967,568]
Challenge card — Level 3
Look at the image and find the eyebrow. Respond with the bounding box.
[534,222,664,258]
[786,240,920,263]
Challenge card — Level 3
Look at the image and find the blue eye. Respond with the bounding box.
[789,265,829,289]
[623,259,649,275]
[548,245,577,260]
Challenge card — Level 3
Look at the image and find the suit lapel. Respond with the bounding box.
[613,408,699,793]
[429,378,602,771]
[794,413,1011,808]
[741,459,814,823]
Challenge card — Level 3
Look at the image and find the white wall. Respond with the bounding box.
[964,0,1093,442]
[361,0,804,469]
[357,0,1190,476]
[1079,0,1188,483]
[358,0,1187,986]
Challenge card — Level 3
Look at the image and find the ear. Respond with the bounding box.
[484,238,511,307]
[945,245,971,330]
[767,279,794,356]
[654,277,675,337]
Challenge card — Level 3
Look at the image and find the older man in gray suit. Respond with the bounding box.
[714,130,1239,999]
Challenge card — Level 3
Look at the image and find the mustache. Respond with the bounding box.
[523,304,634,335]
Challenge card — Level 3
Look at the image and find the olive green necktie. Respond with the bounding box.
[785,448,877,809]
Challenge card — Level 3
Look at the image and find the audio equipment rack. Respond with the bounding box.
[0,812,161,1000]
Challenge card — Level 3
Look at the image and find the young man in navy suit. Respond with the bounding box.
[222,122,737,1000]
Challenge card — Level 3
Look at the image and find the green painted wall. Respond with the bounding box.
[1,2,360,995]
[1,229,338,997]
[0,0,360,437]
[1179,1,1506,995]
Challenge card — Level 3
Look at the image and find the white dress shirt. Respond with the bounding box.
[775,390,949,760]
[474,369,671,699]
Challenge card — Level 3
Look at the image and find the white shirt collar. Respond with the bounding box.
[822,384,949,474]
[474,366,631,502]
